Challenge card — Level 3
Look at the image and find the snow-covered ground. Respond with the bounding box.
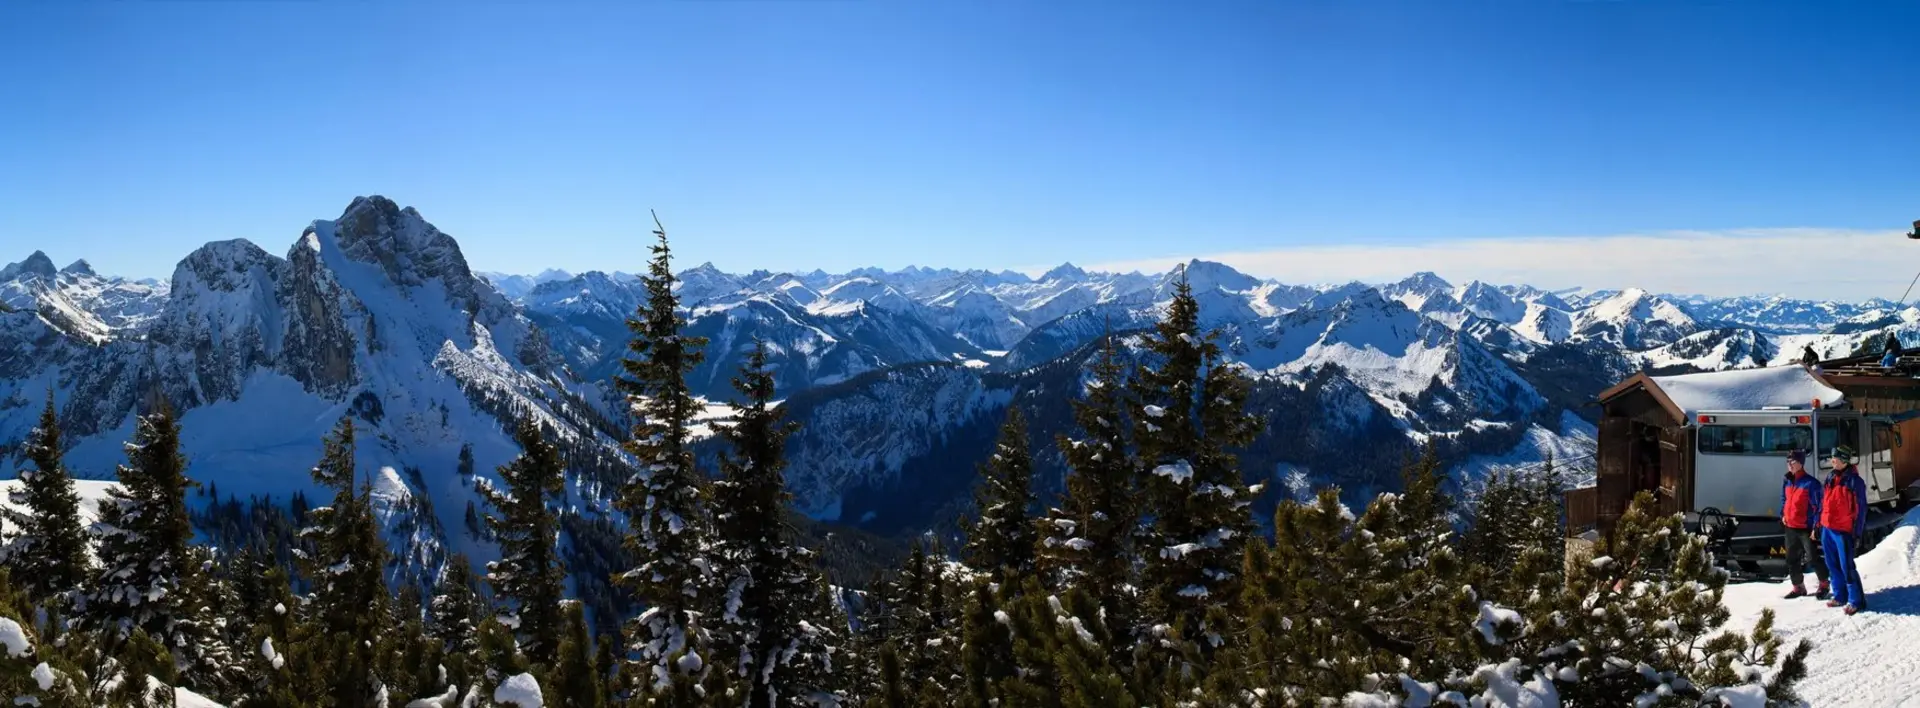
[0,479,117,532]
[1722,506,1920,707]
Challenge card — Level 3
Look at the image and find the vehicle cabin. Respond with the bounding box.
[1579,363,1920,563]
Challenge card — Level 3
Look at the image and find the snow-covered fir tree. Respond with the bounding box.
[1003,583,1138,708]
[300,416,395,706]
[1130,279,1260,678]
[962,408,1037,586]
[614,214,723,704]
[0,393,91,605]
[474,614,534,705]
[82,406,225,687]
[1462,455,1570,604]
[482,417,569,668]
[956,577,1017,706]
[862,542,960,706]
[431,555,486,659]
[0,570,90,708]
[710,341,844,707]
[1036,332,1139,665]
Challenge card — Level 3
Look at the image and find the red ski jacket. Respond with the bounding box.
[1819,466,1870,535]
[1781,471,1821,530]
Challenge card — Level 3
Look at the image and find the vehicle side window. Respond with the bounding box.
[1873,422,1896,465]
[1697,426,1810,455]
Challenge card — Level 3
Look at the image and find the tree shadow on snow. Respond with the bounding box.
[1863,584,1920,616]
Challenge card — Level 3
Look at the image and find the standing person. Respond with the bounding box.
[1819,445,1871,615]
[1780,450,1829,599]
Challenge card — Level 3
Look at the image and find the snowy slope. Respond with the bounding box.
[1513,303,1574,345]
[1455,410,1598,486]
[1722,506,1920,707]
[1380,272,1457,314]
[1636,328,1778,372]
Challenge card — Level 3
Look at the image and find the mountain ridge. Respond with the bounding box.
[8,197,1920,548]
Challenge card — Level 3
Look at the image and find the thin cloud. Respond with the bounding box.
[1077,228,1916,301]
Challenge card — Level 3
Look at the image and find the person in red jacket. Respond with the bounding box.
[1780,450,1829,599]
[1819,445,1871,614]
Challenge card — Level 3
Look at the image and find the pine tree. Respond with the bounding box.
[240,565,318,708]
[956,578,1016,707]
[483,417,569,668]
[1131,280,1259,678]
[0,393,90,605]
[475,616,532,704]
[962,408,1037,585]
[710,341,843,707]
[1331,450,1477,680]
[431,557,486,660]
[863,542,959,704]
[173,545,242,697]
[386,580,441,704]
[615,212,721,704]
[83,407,212,678]
[549,602,605,708]
[1037,332,1138,663]
[1462,455,1568,605]
[300,416,394,706]
[0,570,90,708]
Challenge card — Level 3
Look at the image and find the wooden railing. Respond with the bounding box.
[1564,486,1599,536]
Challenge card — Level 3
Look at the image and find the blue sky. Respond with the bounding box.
[3,2,1918,298]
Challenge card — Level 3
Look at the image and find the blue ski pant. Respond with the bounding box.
[1820,528,1866,607]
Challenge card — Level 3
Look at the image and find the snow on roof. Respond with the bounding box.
[1649,365,1844,419]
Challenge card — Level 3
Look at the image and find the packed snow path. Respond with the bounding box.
[1723,507,1920,707]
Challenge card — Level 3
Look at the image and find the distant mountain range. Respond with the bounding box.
[6,195,1918,568]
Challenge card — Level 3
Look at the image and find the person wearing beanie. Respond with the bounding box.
[1819,445,1871,615]
[1780,449,1829,599]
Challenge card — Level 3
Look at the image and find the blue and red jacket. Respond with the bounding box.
[1819,465,1870,535]
[1781,471,1822,530]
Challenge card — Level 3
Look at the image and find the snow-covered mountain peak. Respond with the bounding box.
[1041,262,1089,283]
[0,251,58,282]
[673,262,747,306]
[1381,271,1459,314]
[1166,259,1262,294]
[1392,271,1453,295]
[1514,303,1573,344]
[1303,281,1379,311]
[60,259,94,277]
[172,239,284,295]
[1454,280,1528,324]
[1584,288,1692,325]
[320,195,485,307]
[1571,288,1698,349]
